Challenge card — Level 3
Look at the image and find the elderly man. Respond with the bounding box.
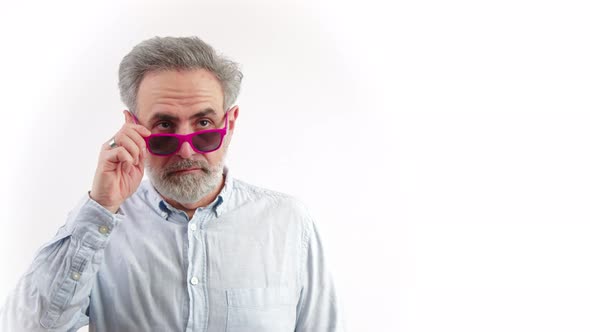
[0,36,343,331]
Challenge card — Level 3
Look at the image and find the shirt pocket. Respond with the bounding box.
[225,287,299,332]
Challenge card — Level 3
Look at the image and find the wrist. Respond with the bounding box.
[88,191,120,214]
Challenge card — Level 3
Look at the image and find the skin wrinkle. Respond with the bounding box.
[146,109,219,131]
[143,74,219,111]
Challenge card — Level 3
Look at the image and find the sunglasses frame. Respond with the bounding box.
[130,110,229,156]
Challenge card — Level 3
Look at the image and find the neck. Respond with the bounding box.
[164,173,226,219]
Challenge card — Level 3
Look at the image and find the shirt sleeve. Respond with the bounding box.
[0,194,123,331]
[295,216,345,332]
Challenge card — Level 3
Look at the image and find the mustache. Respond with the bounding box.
[164,159,210,176]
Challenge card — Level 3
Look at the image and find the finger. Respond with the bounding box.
[123,111,151,137]
[113,134,141,165]
[137,151,147,173]
[103,146,134,166]
[122,123,151,137]
[121,125,148,153]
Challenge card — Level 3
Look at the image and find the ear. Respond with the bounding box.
[229,106,239,131]
[123,110,135,124]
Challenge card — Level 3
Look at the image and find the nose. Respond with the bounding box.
[177,140,196,159]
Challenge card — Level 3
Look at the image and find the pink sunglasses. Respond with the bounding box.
[130,111,228,156]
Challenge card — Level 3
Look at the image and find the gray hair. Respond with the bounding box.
[118,36,243,114]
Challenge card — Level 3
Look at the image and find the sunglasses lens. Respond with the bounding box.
[192,132,222,152]
[148,136,179,155]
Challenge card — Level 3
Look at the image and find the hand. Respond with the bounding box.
[89,111,151,213]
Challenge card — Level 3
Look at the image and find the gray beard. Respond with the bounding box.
[146,156,225,205]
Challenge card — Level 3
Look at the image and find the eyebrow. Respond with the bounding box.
[147,108,218,126]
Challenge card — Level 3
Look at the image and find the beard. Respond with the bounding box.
[145,152,226,205]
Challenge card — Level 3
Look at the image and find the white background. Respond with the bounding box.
[0,0,589,331]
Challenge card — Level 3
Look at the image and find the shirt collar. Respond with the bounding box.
[143,165,233,221]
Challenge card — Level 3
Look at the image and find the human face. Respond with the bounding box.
[133,69,238,205]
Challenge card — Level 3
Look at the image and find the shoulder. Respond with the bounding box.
[229,178,314,224]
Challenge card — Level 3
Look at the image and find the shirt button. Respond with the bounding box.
[98,225,109,234]
[71,272,81,281]
[190,224,197,231]
[190,277,199,285]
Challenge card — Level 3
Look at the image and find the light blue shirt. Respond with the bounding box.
[0,167,343,331]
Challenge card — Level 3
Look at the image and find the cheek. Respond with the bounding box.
[146,155,169,169]
[202,151,223,167]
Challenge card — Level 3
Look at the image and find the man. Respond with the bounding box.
[0,36,343,331]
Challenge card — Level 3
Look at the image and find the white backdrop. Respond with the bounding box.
[0,0,589,331]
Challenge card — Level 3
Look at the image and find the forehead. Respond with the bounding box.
[136,69,224,121]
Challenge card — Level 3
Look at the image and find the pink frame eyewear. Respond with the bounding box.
[130,111,229,156]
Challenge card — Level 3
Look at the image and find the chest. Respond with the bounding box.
[91,215,301,331]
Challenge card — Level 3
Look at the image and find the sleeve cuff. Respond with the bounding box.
[64,193,125,250]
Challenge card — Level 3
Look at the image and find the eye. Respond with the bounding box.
[198,119,211,127]
[155,121,173,129]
